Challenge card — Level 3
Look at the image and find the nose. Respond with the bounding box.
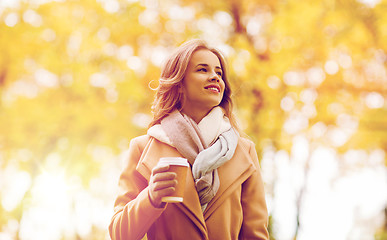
[210,72,220,82]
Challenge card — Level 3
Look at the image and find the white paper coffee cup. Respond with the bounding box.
[158,157,189,203]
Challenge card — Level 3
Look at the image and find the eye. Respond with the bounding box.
[216,71,222,77]
[198,68,207,72]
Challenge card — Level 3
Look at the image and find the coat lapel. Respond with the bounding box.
[135,137,207,234]
[135,137,256,230]
[203,140,256,219]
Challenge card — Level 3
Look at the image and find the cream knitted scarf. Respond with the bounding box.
[147,107,239,211]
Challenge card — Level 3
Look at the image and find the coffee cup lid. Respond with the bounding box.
[159,157,189,167]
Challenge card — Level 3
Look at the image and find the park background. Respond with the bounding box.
[1,0,387,239]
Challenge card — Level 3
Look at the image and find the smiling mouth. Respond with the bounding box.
[204,85,220,93]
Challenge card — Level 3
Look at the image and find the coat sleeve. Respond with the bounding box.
[109,136,166,240]
[239,140,269,240]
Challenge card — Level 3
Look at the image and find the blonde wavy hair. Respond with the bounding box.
[149,39,238,131]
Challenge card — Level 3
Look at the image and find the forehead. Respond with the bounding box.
[189,49,221,68]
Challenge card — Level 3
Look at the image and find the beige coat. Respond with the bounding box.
[109,135,269,240]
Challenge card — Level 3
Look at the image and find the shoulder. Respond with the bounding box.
[129,135,151,152]
[238,136,260,167]
[238,137,256,150]
[130,134,150,144]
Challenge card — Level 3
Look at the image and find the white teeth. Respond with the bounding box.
[207,87,219,92]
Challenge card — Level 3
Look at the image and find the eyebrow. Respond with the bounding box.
[196,63,222,70]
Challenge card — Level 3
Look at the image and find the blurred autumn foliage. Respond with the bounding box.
[1,0,387,239]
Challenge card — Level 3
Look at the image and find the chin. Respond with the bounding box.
[209,98,222,106]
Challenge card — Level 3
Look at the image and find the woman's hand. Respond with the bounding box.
[148,164,177,208]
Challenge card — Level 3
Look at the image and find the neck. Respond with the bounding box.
[181,106,213,124]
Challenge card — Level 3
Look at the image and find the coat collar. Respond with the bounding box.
[203,141,256,219]
[135,137,255,232]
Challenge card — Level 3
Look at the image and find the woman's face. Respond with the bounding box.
[181,49,225,115]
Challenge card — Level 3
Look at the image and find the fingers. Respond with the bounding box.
[153,185,176,196]
[149,164,178,207]
[153,171,176,182]
[151,165,177,189]
[152,164,171,174]
[153,178,177,191]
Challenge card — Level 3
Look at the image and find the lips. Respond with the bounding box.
[204,84,221,93]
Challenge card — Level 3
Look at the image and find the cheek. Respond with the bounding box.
[221,82,226,94]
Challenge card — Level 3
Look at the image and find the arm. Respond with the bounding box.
[109,137,166,240]
[239,141,269,240]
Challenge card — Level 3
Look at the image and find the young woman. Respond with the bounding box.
[109,39,269,240]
